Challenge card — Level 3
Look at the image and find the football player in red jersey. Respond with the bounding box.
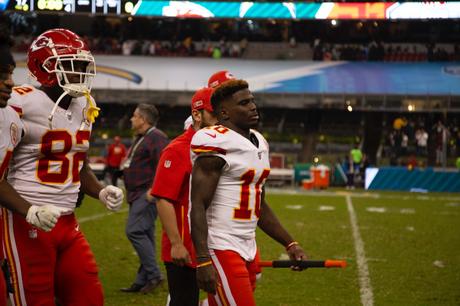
[190,79,307,306]
[3,28,123,306]
[150,87,216,306]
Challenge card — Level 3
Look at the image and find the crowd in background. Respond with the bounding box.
[312,40,458,62]
[7,13,460,61]
[385,116,460,167]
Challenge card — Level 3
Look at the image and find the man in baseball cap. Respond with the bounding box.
[151,87,216,306]
[191,87,214,115]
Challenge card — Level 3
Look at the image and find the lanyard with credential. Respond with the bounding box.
[121,127,155,170]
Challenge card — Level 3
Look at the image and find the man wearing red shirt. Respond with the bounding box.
[104,136,127,186]
[150,87,216,306]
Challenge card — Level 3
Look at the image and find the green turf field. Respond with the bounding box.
[76,189,460,306]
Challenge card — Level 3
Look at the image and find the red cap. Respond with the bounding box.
[207,70,235,88]
[191,87,214,112]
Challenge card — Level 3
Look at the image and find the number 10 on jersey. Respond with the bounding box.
[234,168,270,220]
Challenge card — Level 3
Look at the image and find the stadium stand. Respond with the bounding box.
[7,14,460,61]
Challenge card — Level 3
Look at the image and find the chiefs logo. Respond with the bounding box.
[30,36,51,52]
[10,122,19,146]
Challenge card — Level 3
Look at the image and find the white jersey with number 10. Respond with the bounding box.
[191,125,270,261]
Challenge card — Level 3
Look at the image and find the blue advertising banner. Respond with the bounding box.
[261,62,460,95]
[11,54,460,96]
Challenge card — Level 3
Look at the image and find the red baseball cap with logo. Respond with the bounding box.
[207,70,235,88]
[191,87,214,112]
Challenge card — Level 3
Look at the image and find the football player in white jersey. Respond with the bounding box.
[190,79,307,306]
[0,42,62,305]
[4,29,123,306]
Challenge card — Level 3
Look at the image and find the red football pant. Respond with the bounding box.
[1,209,103,306]
[208,249,258,306]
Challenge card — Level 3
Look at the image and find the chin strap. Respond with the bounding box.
[49,91,100,130]
[48,91,69,129]
[80,91,100,130]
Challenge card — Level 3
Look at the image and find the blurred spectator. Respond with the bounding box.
[393,116,407,130]
[230,42,240,57]
[389,129,403,165]
[183,36,193,55]
[433,121,449,166]
[289,36,297,48]
[401,132,409,156]
[148,41,156,56]
[239,37,248,56]
[342,155,354,190]
[455,129,460,157]
[212,46,222,59]
[415,127,428,156]
[350,143,363,172]
[122,40,134,55]
[312,38,323,61]
[407,154,418,171]
[103,136,127,186]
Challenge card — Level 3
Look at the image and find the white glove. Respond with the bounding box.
[99,185,124,211]
[26,205,61,232]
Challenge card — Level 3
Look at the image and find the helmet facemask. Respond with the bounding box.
[43,51,96,98]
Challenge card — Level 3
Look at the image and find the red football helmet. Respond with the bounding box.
[27,28,96,97]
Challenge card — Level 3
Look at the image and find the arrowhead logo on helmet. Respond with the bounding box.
[29,36,51,52]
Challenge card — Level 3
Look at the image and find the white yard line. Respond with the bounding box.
[346,195,374,306]
[266,187,460,202]
[78,208,128,223]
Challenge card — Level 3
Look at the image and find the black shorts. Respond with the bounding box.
[164,262,199,306]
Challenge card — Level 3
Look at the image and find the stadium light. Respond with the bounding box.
[125,1,134,13]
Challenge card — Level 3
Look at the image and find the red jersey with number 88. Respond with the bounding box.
[191,125,270,261]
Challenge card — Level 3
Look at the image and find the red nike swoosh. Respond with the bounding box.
[205,132,217,138]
